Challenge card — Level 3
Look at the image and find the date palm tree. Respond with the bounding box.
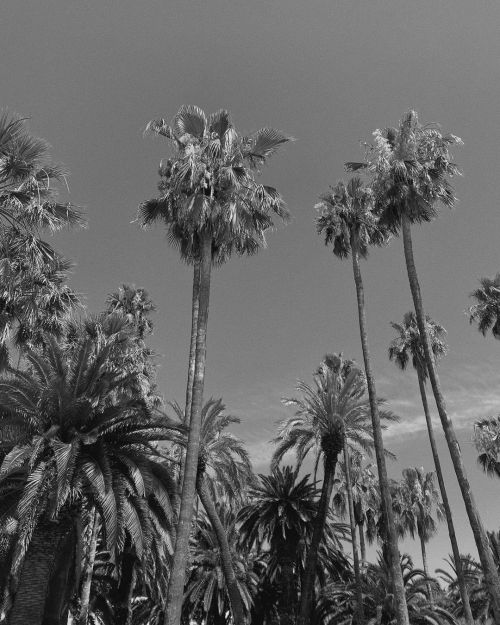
[389,311,474,623]
[0,334,180,625]
[273,356,398,625]
[316,177,409,625]
[469,273,500,339]
[139,105,291,625]
[350,109,500,620]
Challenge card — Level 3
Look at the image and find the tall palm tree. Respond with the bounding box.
[389,311,474,623]
[0,335,180,625]
[273,356,397,625]
[333,455,378,568]
[171,398,253,625]
[316,177,410,625]
[139,105,291,625]
[350,109,500,620]
[469,273,500,339]
[393,468,444,598]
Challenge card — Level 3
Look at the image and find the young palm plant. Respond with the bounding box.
[316,177,410,625]
[273,355,398,625]
[389,311,474,623]
[139,105,291,625]
[0,334,180,625]
[349,109,500,620]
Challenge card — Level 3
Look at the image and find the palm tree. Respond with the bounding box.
[333,455,378,568]
[273,356,397,625]
[238,466,318,625]
[317,553,458,625]
[473,416,500,478]
[183,507,259,625]
[0,335,180,625]
[389,311,474,624]
[351,109,500,620]
[171,398,253,625]
[139,105,291,625]
[316,177,409,625]
[393,467,444,601]
[469,273,500,339]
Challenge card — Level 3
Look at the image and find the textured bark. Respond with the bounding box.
[418,529,434,605]
[179,261,201,488]
[78,510,99,625]
[165,232,212,625]
[114,548,137,625]
[401,213,500,622]
[350,233,410,625]
[7,519,73,625]
[417,370,474,624]
[43,528,76,625]
[278,551,296,625]
[343,441,364,625]
[358,521,366,569]
[297,452,339,625]
[196,474,246,625]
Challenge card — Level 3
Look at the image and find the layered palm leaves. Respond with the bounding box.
[473,417,500,479]
[469,273,500,339]
[353,109,500,620]
[139,105,291,625]
[0,335,180,624]
[273,356,397,625]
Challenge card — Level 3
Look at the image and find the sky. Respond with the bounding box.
[3,0,500,575]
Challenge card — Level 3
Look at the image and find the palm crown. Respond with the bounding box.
[469,274,500,339]
[139,105,291,263]
[389,311,447,380]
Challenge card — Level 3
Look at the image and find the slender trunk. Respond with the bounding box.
[297,452,339,625]
[78,510,99,625]
[7,519,73,625]
[358,520,366,569]
[165,231,213,625]
[114,548,137,625]
[350,232,410,625]
[178,261,201,488]
[343,441,364,625]
[401,213,500,622]
[196,474,246,625]
[416,370,474,624]
[278,548,296,625]
[418,529,434,605]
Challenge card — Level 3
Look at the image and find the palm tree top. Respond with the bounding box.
[469,273,500,339]
[346,110,463,231]
[138,105,292,264]
[315,176,389,260]
[389,311,447,378]
[473,416,500,478]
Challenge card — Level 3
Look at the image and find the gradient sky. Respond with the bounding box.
[3,0,500,575]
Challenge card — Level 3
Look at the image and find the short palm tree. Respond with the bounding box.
[469,273,500,339]
[0,335,180,625]
[183,507,258,625]
[273,355,397,625]
[350,109,500,620]
[171,398,253,625]
[316,178,409,625]
[139,105,291,625]
[389,311,474,623]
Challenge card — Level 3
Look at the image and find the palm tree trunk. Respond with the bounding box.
[7,519,73,625]
[418,528,434,605]
[165,231,213,625]
[278,549,296,625]
[350,232,410,625]
[416,369,474,624]
[401,213,500,622]
[343,440,364,625]
[178,261,201,488]
[196,474,246,625]
[297,452,339,625]
[78,510,99,625]
[114,548,137,625]
[358,520,366,569]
